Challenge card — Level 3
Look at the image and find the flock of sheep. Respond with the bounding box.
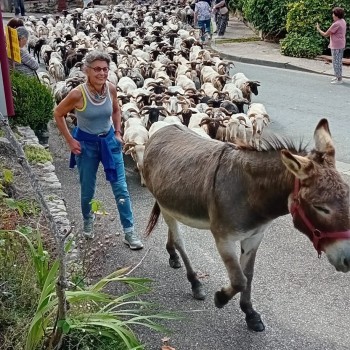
[23,0,271,186]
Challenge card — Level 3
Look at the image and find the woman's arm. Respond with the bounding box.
[109,82,123,143]
[21,49,39,70]
[213,0,225,9]
[53,88,82,154]
[316,23,331,37]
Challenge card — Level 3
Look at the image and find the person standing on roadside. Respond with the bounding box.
[9,27,39,77]
[53,50,144,250]
[212,0,229,39]
[316,7,347,85]
[14,0,26,17]
[194,0,212,44]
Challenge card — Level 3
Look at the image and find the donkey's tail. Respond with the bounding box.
[145,201,161,236]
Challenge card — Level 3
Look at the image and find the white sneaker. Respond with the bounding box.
[331,80,343,85]
[331,77,337,81]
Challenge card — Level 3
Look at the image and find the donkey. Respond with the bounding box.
[142,119,350,332]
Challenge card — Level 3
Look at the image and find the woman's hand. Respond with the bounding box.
[68,138,81,154]
[115,133,124,145]
[316,23,320,31]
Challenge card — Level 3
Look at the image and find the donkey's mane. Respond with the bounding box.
[233,135,309,154]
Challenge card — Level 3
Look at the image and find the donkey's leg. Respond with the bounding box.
[166,227,181,269]
[162,211,206,300]
[213,234,247,308]
[239,232,265,332]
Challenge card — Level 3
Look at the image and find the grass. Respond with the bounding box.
[213,36,261,44]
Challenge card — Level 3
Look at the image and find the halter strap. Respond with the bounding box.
[290,178,350,257]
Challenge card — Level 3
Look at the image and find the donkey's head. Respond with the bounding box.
[281,119,350,272]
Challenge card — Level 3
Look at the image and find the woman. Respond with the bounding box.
[194,0,212,44]
[9,26,39,77]
[54,50,143,250]
[316,7,347,85]
[212,0,229,39]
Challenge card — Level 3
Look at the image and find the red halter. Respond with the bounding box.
[290,178,350,257]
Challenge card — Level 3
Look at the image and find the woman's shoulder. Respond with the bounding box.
[69,85,84,100]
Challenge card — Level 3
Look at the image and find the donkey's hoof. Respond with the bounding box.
[192,286,206,300]
[246,312,265,332]
[169,258,181,269]
[214,290,230,308]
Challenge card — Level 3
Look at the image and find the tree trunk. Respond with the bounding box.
[57,0,67,12]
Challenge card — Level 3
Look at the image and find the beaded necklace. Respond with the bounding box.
[86,82,107,103]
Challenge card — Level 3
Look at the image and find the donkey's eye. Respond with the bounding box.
[313,205,330,214]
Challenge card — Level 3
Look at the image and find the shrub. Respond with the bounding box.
[242,0,292,36]
[280,32,323,58]
[10,71,54,133]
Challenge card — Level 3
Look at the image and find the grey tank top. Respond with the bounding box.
[75,83,113,135]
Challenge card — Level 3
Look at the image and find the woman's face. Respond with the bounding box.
[86,59,109,85]
[19,36,28,48]
[332,12,338,21]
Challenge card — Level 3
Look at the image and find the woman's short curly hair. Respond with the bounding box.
[84,50,111,66]
[333,7,345,19]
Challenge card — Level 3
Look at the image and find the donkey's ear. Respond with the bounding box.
[314,118,335,165]
[281,150,314,180]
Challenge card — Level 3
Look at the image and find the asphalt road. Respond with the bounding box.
[49,62,350,350]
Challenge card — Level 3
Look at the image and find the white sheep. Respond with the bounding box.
[247,103,270,150]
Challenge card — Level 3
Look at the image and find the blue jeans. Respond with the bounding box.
[198,19,211,41]
[14,0,25,16]
[75,137,134,233]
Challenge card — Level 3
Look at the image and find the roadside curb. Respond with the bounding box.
[211,45,336,77]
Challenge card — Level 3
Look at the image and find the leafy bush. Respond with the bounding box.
[280,32,323,58]
[242,0,291,36]
[10,71,54,133]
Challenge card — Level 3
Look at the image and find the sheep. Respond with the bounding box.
[148,120,171,138]
[226,113,253,145]
[231,72,261,102]
[247,103,270,150]
[117,76,138,94]
[200,66,228,91]
[176,74,196,91]
[123,123,149,187]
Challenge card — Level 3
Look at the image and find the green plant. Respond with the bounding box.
[90,198,108,215]
[24,144,53,164]
[280,32,323,58]
[241,0,292,37]
[10,71,54,132]
[2,168,14,184]
[0,230,41,350]
[0,228,181,350]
